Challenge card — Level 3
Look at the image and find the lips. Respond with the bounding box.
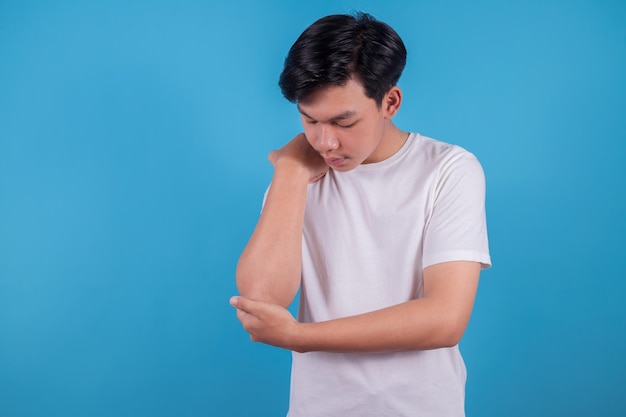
[323,156,347,167]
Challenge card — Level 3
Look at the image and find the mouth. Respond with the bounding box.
[323,156,348,168]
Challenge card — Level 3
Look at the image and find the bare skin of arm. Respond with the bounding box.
[234,132,481,353]
[235,133,328,308]
[231,261,481,353]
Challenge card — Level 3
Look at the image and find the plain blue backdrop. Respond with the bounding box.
[1,0,624,416]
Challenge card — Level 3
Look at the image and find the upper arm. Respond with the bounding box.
[422,261,481,344]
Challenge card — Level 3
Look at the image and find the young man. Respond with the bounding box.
[230,12,491,417]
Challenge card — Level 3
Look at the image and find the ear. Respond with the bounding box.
[382,86,402,119]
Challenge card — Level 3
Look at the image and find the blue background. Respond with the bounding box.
[1,0,624,416]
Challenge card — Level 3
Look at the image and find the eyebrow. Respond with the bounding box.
[297,105,358,122]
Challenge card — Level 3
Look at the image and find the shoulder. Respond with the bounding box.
[406,133,483,174]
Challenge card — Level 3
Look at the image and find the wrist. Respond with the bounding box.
[290,321,314,353]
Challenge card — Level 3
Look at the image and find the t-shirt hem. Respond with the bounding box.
[423,250,492,270]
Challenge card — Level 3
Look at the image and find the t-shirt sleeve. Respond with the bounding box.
[422,151,492,270]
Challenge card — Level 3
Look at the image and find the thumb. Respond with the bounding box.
[230,295,253,312]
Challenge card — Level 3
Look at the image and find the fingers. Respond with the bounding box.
[231,296,260,327]
[236,308,251,325]
[230,295,255,314]
[309,170,328,184]
[230,296,297,349]
[231,296,254,329]
[268,150,278,166]
[231,296,264,343]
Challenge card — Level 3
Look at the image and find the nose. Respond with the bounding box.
[316,125,339,153]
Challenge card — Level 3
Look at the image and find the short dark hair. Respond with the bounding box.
[278,12,407,105]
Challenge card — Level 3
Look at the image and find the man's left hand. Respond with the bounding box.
[230,296,300,351]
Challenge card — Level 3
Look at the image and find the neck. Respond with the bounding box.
[365,122,409,164]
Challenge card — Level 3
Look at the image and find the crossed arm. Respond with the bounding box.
[233,134,481,354]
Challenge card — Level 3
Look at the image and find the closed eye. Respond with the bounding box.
[336,121,358,128]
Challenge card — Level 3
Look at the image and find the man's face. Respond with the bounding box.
[297,78,398,172]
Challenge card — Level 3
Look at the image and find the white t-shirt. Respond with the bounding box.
[287,133,491,417]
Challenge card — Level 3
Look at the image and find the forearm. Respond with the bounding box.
[292,298,468,353]
[236,166,308,307]
[291,262,481,353]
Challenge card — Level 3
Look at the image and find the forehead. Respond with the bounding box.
[297,78,376,118]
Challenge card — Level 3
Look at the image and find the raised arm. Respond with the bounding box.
[235,134,328,308]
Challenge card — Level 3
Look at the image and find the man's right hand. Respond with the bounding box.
[268,133,329,183]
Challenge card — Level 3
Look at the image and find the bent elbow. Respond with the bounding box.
[440,332,463,348]
[235,261,299,308]
[235,262,265,300]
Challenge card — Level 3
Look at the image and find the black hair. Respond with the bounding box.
[278,12,407,105]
